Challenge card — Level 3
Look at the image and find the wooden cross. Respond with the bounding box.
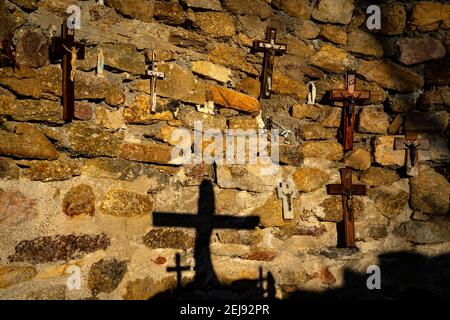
[276,179,297,220]
[253,27,287,99]
[50,20,85,122]
[330,73,370,152]
[146,50,165,113]
[166,253,191,292]
[153,180,260,288]
[394,132,430,177]
[326,168,367,248]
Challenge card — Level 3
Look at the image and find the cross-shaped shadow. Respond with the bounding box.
[151,179,278,299]
[153,179,260,288]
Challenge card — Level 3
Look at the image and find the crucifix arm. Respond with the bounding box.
[326,184,366,196]
[394,137,430,150]
[417,139,430,149]
[349,184,367,196]
[330,89,371,101]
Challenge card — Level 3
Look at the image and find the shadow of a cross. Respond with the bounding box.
[152,180,261,289]
[166,253,190,292]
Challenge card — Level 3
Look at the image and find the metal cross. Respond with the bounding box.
[50,20,85,122]
[394,132,430,177]
[326,168,367,248]
[253,27,287,99]
[330,73,370,152]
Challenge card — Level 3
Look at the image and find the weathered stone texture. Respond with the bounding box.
[101,190,154,217]
[410,167,450,216]
[357,60,424,93]
[0,123,59,160]
[0,188,38,226]
[88,258,128,296]
[63,184,96,217]
[8,234,111,263]
[143,228,195,249]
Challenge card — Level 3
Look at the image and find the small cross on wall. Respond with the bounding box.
[146,50,165,113]
[394,132,430,177]
[277,179,297,220]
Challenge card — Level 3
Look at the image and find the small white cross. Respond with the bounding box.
[307,82,316,105]
[97,48,104,78]
[277,178,297,220]
[146,51,165,113]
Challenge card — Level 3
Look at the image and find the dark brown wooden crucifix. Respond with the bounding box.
[153,180,260,289]
[167,253,191,292]
[394,132,429,177]
[326,168,367,248]
[253,27,287,99]
[50,20,85,122]
[330,73,370,152]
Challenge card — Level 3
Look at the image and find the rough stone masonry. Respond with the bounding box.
[0,0,449,300]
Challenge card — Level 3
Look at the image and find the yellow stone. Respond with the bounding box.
[209,86,260,114]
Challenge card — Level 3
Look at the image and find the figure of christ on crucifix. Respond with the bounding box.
[50,20,85,122]
[330,73,370,152]
[326,168,367,248]
[152,180,260,290]
[394,131,430,177]
[253,27,287,99]
[277,179,297,220]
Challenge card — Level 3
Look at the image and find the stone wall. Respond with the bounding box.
[0,0,449,300]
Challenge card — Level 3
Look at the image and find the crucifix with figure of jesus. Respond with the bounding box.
[253,27,287,99]
[330,73,370,152]
[326,168,367,248]
[394,132,430,177]
[50,20,85,122]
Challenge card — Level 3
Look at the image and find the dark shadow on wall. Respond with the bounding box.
[150,179,274,300]
[148,180,450,300]
[287,251,450,300]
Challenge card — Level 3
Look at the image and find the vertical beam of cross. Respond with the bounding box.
[330,73,370,152]
[152,180,260,289]
[50,20,85,122]
[146,50,165,113]
[326,168,367,248]
[253,27,287,99]
[394,132,430,177]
